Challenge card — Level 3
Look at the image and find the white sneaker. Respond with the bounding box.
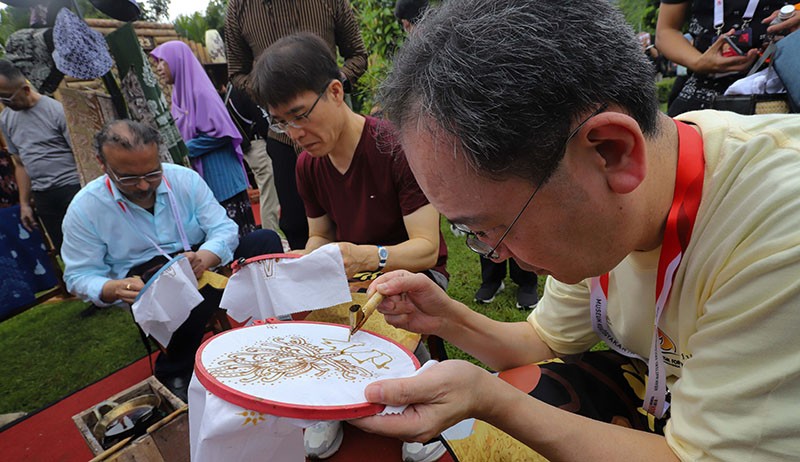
[402,440,447,462]
[304,421,344,459]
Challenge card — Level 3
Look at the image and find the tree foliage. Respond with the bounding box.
[616,0,660,34]
[139,0,172,23]
[349,0,407,112]
[174,0,227,44]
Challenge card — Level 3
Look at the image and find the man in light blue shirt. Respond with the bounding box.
[62,119,282,400]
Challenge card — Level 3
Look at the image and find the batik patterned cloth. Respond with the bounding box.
[105,23,189,167]
[0,205,58,319]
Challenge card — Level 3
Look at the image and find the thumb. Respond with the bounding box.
[364,376,427,407]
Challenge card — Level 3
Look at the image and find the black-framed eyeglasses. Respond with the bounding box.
[268,81,332,134]
[0,86,23,105]
[454,103,609,260]
[108,166,163,187]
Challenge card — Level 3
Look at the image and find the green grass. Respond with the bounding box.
[0,299,144,414]
[437,217,545,365]
[0,218,568,414]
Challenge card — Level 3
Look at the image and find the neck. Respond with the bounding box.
[26,91,42,108]
[327,110,365,173]
[636,113,682,252]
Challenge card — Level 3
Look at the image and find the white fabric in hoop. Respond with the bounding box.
[220,243,351,323]
[131,256,203,347]
[190,321,423,462]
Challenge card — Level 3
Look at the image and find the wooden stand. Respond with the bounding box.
[73,376,188,461]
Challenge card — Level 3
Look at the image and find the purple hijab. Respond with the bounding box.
[150,41,244,175]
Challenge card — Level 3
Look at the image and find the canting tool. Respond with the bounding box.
[348,292,385,340]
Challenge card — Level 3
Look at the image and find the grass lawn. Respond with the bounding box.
[0,217,547,415]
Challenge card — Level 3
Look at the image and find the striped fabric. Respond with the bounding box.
[225,0,367,90]
[225,0,368,147]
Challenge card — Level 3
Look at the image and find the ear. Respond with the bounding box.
[579,112,647,194]
[96,154,107,171]
[328,79,346,104]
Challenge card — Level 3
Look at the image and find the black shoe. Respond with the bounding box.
[474,281,504,304]
[160,375,190,403]
[516,284,539,310]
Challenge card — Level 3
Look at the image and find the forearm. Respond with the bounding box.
[13,159,32,205]
[439,309,555,371]
[304,234,333,252]
[656,28,703,71]
[482,376,678,462]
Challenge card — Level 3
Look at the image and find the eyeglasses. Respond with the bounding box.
[269,82,332,134]
[454,103,609,260]
[0,86,23,105]
[108,166,163,186]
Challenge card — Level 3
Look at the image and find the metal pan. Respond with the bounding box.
[92,394,162,447]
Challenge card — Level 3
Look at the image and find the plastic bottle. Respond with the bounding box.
[770,4,796,27]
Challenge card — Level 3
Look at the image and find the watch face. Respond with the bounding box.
[378,246,389,260]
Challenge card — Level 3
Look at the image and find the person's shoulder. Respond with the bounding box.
[163,163,200,180]
[68,175,110,209]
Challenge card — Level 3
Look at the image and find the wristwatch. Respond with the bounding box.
[376,245,388,271]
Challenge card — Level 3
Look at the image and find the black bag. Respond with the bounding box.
[711,93,790,115]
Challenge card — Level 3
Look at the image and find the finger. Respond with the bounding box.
[350,413,431,442]
[367,269,412,294]
[374,271,431,297]
[364,370,441,407]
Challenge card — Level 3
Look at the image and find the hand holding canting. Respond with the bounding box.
[367,270,453,336]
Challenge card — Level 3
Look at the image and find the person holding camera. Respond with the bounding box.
[656,0,789,116]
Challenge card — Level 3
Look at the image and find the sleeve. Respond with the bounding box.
[55,100,73,151]
[0,119,18,155]
[185,134,232,158]
[61,201,115,306]
[664,176,800,460]
[334,0,368,83]
[187,170,239,264]
[224,0,254,91]
[295,152,326,218]
[527,277,600,355]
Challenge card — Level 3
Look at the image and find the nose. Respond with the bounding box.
[135,178,150,190]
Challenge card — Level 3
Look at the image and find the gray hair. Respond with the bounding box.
[379,0,659,184]
[94,119,161,161]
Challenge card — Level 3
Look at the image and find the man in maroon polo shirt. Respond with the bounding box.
[249,32,448,462]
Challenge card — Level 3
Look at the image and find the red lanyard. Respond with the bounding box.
[590,120,705,417]
[105,175,191,256]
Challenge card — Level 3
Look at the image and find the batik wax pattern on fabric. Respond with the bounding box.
[105,23,189,167]
[0,205,58,318]
[59,88,115,185]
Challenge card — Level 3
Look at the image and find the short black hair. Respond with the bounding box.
[0,59,25,84]
[94,119,161,161]
[394,0,429,24]
[250,32,340,109]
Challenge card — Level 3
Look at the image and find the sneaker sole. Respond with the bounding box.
[403,441,448,462]
[474,282,505,304]
[306,425,344,459]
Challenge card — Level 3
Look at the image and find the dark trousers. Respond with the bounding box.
[31,183,81,253]
[265,138,309,250]
[480,256,537,287]
[128,229,284,380]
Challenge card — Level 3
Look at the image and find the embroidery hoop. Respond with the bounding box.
[195,319,420,420]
